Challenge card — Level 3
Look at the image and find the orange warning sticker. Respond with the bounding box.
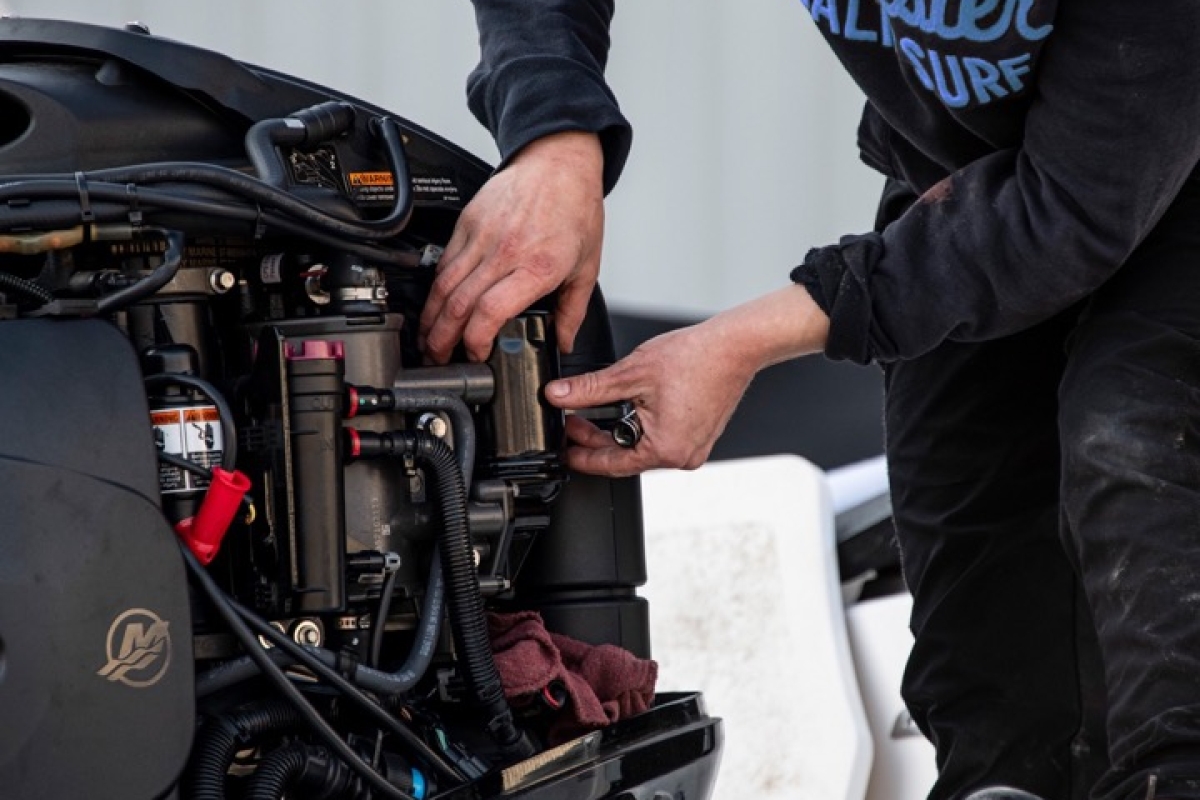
[150,410,180,426]
[184,406,221,423]
[348,171,395,188]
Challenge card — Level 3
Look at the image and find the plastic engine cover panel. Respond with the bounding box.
[0,319,193,800]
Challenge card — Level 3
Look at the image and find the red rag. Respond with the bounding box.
[488,611,658,742]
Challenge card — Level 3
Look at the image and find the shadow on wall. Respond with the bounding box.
[609,309,885,471]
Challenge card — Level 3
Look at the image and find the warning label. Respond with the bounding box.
[152,405,225,494]
[348,171,394,188]
[348,171,397,205]
[412,175,461,205]
[347,171,462,206]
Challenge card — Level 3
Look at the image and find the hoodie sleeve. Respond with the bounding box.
[793,2,1200,365]
[468,0,632,194]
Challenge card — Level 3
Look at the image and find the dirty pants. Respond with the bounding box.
[882,173,1200,800]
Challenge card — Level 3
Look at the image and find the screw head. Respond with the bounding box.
[292,619,323,647]
[209,269,237,294]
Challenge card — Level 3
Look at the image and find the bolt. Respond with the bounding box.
[259,621,288,650]
[209,268,237,294]
[416,413,449,439]
[292,619,322,647]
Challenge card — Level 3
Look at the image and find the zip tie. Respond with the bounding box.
[1145,774,1158,800]
[335,648,360,682]
[253,203,267,240]
[125,183,143,228]
[74,171,94,223]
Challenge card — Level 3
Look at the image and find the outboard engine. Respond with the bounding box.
[0,17,721,800]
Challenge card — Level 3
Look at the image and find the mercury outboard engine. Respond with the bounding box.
[0,17,720,800]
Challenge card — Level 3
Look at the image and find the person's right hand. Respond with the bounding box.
[544,284,832,477]
[419,131,606,364]
[545,320,758,477]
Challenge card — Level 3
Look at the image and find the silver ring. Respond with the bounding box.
[612,402,643,449]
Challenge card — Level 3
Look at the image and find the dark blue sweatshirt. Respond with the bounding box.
[468,1,1200,365]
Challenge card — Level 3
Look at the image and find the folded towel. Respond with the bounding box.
[488,610,658,743]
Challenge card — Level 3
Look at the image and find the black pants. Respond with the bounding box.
[883,172,1200,800]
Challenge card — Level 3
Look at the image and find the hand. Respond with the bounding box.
[545,321,757,477]
[420,131,605,363]
[545,285,831,477]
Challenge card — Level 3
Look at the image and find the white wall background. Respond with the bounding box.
[0,1,882,316]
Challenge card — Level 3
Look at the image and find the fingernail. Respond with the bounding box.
[546,380,569,399]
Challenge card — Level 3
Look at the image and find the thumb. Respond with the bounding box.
[545,364,628,410]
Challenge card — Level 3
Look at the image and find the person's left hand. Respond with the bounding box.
[544,320,757,477]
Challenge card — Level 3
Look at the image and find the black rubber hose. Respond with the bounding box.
[0,272,54,304]
[195,548,444,698]
[0,198,127,230]
[384,390,476,489]
[181,544,425,799]
[189,700,303,800]
[413,433,523,751]
[81,113,412,239]
[245,122,305,189]
[246,101,357,188]
[144,372,237,470]
[245,742,310,800]
[353,432,529,756]
[94,228,184,313]
[374,547,445,691]
[0,176,397,242]
[0,181,420,266]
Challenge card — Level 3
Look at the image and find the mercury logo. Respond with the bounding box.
[96,608,172,688]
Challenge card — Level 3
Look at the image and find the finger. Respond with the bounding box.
[420,239,489,364]
[422,247,518,364]
[459,267,558,362]
[554,272,597,355]
[418,227,478,344]
[564,414,613,448]
[545,362,638,411]
[563,441,646,478]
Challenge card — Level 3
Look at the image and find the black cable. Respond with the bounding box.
[369,569,399,669]
[181,543,423,800]
[0,181,421,266]
[227,598,465,786]
[196,550,445,700]
[254,206,421,266]
[157,450,211,480]
[0,174,387,240]
[94,227,184,313]
[0,114,412,243]
[144,373,237,470]
[154,451,255,517]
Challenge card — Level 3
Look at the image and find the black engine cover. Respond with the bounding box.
[0,319,193,800]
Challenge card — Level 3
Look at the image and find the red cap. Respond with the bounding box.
[175,467,252,565]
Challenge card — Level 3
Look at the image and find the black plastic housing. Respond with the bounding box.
[0,320,194,800]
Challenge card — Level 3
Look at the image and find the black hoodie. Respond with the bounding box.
[468,1,1200,365]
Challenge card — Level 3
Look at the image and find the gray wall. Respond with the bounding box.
[1,1,882,316]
